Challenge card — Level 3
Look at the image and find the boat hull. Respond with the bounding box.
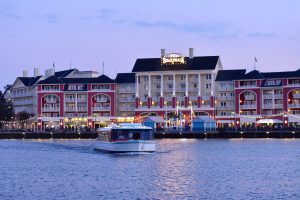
[93,140,156,153]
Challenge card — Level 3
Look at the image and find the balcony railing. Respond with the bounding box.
[274,104,283,109]
[190,96,198,101]
[92,107,111,111]
[119,88,135,93]
[65,98,75,102]
[274,94,282,99]
[119,97,135,102]
[77,98,87,102]
[44,99,59,103]
[77,107,87,111]
[263,94,272,99]
[217,87,234,91]
[188,88,198,92]
[190,78,198,83]
[96,98,109,103]
[217,105,235,110]
[238,85,257,88]
[202,96,210,101]
[119,106,135,111]
[288,104,300,108]
[293,94,300,98]
[240,104,256,109]
[262,104,272,109]
[66,108,76,112]
[244,95,255,100]
[42,108,60,112]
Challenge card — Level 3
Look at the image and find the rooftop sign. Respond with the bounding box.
[161,53,186,65]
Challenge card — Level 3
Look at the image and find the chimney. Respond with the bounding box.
[189,48,194,59]
[23,70,28,77]
[34,68,40,77]
[45,68,55,78]
[161,49,166,58]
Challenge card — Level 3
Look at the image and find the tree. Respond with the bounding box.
[0,90,14,129]
[18,111,30,129]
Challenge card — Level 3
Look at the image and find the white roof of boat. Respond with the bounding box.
[97,123,152,131]
[114,123,152,130]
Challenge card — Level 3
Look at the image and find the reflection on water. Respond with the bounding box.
[1,139,300,199]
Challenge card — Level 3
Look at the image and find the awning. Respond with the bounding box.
[240,116,256,123]
[217,120,234,123]
[257,119,283,124]
[288,116,300,123]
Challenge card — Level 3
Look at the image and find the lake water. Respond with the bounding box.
[1,139,300,200]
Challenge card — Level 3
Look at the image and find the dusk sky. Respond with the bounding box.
[1,0,299,89]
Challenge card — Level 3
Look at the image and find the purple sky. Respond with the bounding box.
[1,0,300,89]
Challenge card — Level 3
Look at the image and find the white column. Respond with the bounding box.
[173,74,176,96]
[135,75,139,97]
[272,90,275,109]
[75,94,78,112]
[160,75,163,96]
[148,75,151,97]
[211,73,214,96]
[185,74,188,96]
[198,73,201,96]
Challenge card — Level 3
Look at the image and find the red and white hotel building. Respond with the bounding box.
[7,48,300,130]
[36,69,117,130]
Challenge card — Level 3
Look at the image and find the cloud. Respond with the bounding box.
[96,8,118,19]
[133,20,234,38]
[44,14,59,24]
[247,32,277,38]
[2,13,22,20]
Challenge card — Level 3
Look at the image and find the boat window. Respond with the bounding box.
[141,130,153,140]
[98,131,111,141]
[111,129,129,141]
[110,129,153,141]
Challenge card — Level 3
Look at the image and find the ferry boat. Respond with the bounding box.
[93,123,156,153]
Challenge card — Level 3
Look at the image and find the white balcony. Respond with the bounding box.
[238,85,257,88]
[202,96,210,101]
[45,99,58,103]
[240,104,256,109]
[293,94,300,98]
[93,107,111,111]
[152,97,160,101]
[119,97,135,102]
[188,88,198,92]
[217,105,235,110]
[288,83,300,87]
[164,97,172,101]
[163,89,173,92]
[288,104,300,108]
[65,98,75,102]
[66,107,76,112]
[190,78,198,83]
[119,88,135,93]
[96,98,109,103]
[274,104,283,109]
[77,107,87,111]
[119,106,135,111]
[77,98,87,102]
[262,104,272,109]
[42,108,60,112]
[201,105,212,109]
[274,94,282,99]
[177,96,185,101]
[244,95,255,100]
[190,96,198,101]
[13,100,34,106]
[217,87,234,91]
[177,88,186,92]
[263,94,272,99]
